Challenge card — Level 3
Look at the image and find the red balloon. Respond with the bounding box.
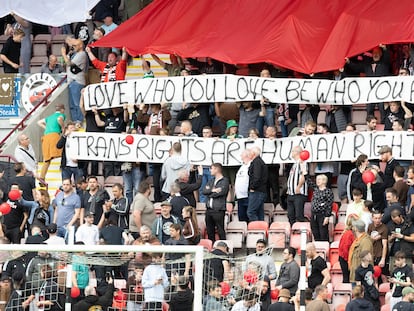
[8,190,21,201]
[0,203,11,215]
[70,286,80,298]
[362,170,375,184]
[373,265,382,278]
[125,135,134,145]
[114,289,127,301]
[299,150,310,161]
[220,282,230,296]
[243,271,258,284]
[270,288,279,300]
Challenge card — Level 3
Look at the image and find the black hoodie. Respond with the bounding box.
[169,288,194,311]
[345,298,375,311]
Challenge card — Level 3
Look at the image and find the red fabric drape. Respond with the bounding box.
[92,0,414,74]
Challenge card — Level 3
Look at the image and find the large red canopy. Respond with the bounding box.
[92,0,414,74]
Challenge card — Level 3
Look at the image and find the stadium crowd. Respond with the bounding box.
[2,1,414,311]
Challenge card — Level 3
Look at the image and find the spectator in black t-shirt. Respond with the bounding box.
[79,91,103,176]
[207,241,230,283]
[169,183,189,226]
[384,102,405,130]
[93,106,128,177]
[379,145,400,189]
[169,276,194,311]
[9,163,35,201]
[305,242,330,290]
[388,210,414,267]
[355,250,379,311]
[0,28,25,73]
[389,251,413,310]
[4,184,28,244]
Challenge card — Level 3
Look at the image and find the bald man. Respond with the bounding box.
[41,54,64,74]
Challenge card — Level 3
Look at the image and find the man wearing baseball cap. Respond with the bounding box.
[151,201,179,244]
[268,288,293,311]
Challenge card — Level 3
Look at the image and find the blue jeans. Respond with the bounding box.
[68,81,84,122]
[247,191,266,222]
[62,167,82,183]
[57,226,67,239]
[256,108,275,137]
[199,167,211,203]
[280,119,289,137]
[123,167,143,205]
[237,197,249,222]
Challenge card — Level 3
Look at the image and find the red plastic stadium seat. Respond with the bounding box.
[314,241,330,260]
[332,283,352,310]
[329,241,339,266]
[290,222,312,250]
[330,262,343,288]
[334,223,345,242]
[268,222,291,249]
[226,221,247,249]
[198,239,213,251]
[379,283,390,306]
[246,221,269,249]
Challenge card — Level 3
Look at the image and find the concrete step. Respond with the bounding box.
[126,54,170,80]
[37,158,62,199]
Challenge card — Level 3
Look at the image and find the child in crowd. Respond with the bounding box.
[389,251,413,310]
[360,200,373,231]
[354,250,380,311]
[345,188,365,222]
[126,263,144,311]
[203,281,226,311]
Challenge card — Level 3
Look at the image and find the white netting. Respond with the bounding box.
[0,244,270,311]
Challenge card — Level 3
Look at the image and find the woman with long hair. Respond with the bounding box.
[31,190,52,236]
[181,206,200,245]
[338,214,358,283]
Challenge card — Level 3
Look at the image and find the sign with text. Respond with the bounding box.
[66,131,414,165]
[0,76,20,118]
[83,74,414,110]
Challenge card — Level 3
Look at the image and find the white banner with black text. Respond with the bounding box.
[66,131,414,165]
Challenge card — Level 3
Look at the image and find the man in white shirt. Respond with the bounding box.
[75,211,99,246]
[14,134,37,177]
[234,149,251,222]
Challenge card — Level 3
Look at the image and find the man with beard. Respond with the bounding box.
[80,176,109,225]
